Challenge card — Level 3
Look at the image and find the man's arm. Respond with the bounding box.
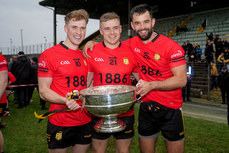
[82,41,98,58]
[136,64,187,97]
[0,70,8,99]
[87,72,94,87]
[38,77,80,110]
[38,77,66,104]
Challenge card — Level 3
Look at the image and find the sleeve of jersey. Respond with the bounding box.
[0,55,8,71]
[38,53,54,77]
[86,58,93,72]
[123,39,130,47]
[8,72,16,84]
[168,45,186,69]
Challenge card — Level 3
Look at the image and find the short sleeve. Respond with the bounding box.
[38,52,54,77]
[168,44,186,69]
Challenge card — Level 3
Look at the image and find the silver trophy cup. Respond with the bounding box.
[80,85,136,133]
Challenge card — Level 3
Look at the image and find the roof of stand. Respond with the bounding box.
[39,0,229,24]
[39,0,159,24]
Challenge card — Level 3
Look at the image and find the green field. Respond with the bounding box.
[1,90,229,153]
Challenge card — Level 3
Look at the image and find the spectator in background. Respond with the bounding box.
[205,41,214,64]
[217,66,229,125]
[181,25,188,32]
[210,61,218,91]
[29,57,46,110]
[218,47,229,71]
[182,63,194,102]
[186,40,194,61]
[7,55,17,72]
[214,35,222,60]
[206,32,214,42]
[224,47,229,71]
[196,45,202,61]
[7,55,18,102]
[11,51,31,108]
[222,38,229,49]
[182,42,187,55]
[0,53,8,153]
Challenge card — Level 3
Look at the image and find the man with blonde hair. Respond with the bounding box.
[38,9,92,153]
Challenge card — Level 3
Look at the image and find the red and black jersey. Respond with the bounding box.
[0,54,8,104]
[87,42,138,117]
[125,33,186,109]
[38,42,91,126]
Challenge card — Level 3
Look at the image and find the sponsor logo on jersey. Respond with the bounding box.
[108,57,117,60]
[0,60,7,65]
[38,61,46,67]
[73,58,81,67]
[60,60,71,65]
[123,57,129,65]
[134,48,141,53]
[94,57,104,62]
[154,53,160,60]
[171,50,183,59]
[55,131,63,141]
[143,51,151,59]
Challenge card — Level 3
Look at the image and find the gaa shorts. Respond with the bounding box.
[138,101,184,141]
[47,121,92,149]
[0,103,7,117]
[92,115,135,140]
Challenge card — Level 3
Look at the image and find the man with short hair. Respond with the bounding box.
[127,4,186,153]
[38,9,92,153]
[86,12,138,153]
[11,51,31,108]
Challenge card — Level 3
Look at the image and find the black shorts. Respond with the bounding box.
[138,101,184,141]
[47,121,92,149]
[0,103,7,117]
[92,115,135,140]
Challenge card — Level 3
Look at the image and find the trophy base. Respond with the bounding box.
[94,119,126,133]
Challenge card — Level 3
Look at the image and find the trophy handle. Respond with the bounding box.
[68,90,84,110]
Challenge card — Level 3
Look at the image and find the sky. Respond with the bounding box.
[0,0,99,48]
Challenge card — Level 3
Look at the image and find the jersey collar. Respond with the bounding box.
[60,41,69,50]
[102,41,122,48]
[151,32,160,43]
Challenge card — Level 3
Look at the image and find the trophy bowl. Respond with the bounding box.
[80,85,136,133]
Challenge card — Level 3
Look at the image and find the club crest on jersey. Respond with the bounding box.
[55,131,63,141]
[123,57,129,65]
[154,53,160,60]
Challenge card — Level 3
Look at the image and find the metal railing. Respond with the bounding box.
[0,42,54,55]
